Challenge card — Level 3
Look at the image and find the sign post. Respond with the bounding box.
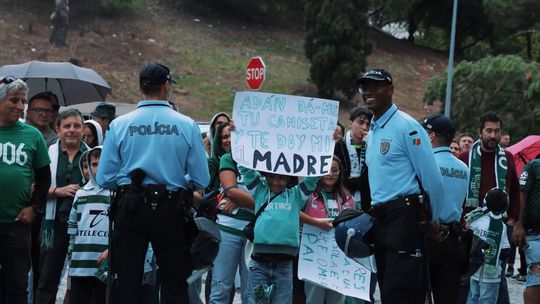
[246,56,265,90]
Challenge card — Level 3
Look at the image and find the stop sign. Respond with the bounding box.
[246,56,265,90]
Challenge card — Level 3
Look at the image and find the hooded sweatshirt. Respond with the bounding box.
[207,112,230,143]
[84,120,104,147]
[67,146,110,277]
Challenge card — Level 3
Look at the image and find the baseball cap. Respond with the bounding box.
[139,63,177,87]
[422,114,456,140]
[91,102,116,120]
[356,68,393,87]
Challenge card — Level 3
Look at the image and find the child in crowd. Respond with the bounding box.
[68,147,160,304]
[466,188,511,304]
[82,120,103,148]
[67,147,109,304]
[238,165,319,304]
[333,106,372,211]
[300,156,355,304]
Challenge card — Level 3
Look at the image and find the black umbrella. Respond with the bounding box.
[0,61,111,106]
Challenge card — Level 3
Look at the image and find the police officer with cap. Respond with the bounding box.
[357,68,445,303]
[96,63,209,303]
[422,114,469,304]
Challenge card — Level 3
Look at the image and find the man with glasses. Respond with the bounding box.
[26,92,59,147]
[24,91,60,303]
[0,77,51,304]
[36,109,88,304]
[357,68,445,303]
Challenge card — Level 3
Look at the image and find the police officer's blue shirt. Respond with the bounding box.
[96,100,210,191]
[432,146,468,223]
[366,103,445,219]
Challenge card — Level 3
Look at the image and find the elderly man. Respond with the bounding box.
[35,109,88,304]
[0,77,51,304]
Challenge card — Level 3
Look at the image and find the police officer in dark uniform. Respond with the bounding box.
[358,69,445,303]
[96,63,210,304]
[422,114,469,304]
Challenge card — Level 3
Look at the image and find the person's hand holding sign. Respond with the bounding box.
[333,126,343,142]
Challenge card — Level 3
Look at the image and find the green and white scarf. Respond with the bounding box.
[345,131,364,178]
[466,140,507,208]
[484,213,504,274]
[42,141,60,249]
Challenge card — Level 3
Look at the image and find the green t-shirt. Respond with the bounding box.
[217,153,254,235]
[519,159,540,230]
[0,121,50,223]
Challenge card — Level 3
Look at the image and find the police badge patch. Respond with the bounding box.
[380,140,390,155]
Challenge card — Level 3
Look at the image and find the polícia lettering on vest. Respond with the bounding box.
[129,122,179,136]
[440,167,467,179]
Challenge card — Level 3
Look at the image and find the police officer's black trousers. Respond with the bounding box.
[427,234,463,304]
[111,194,192,304]
[372,201,427,304]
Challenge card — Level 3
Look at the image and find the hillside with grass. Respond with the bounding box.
[0,0,448,121]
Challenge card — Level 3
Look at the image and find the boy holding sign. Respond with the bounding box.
[238,165,319,304]
[232,91,339,303]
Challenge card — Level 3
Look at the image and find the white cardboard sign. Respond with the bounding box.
[231,91,339,176]
[298,224,371,301]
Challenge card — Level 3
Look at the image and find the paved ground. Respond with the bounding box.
[56,266,526,303]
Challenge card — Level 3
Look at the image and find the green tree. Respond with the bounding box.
[368,0,429,42]
[483,0,540,61]
[304,0,373,100]
[424,55,540,139]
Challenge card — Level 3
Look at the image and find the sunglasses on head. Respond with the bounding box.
[0,76,18,85]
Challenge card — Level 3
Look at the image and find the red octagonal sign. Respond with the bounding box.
[246,56,265,90]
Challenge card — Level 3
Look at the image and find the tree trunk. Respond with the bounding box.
[49,0,69,47]
[526,30,532,60]
[407,11,417,42]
